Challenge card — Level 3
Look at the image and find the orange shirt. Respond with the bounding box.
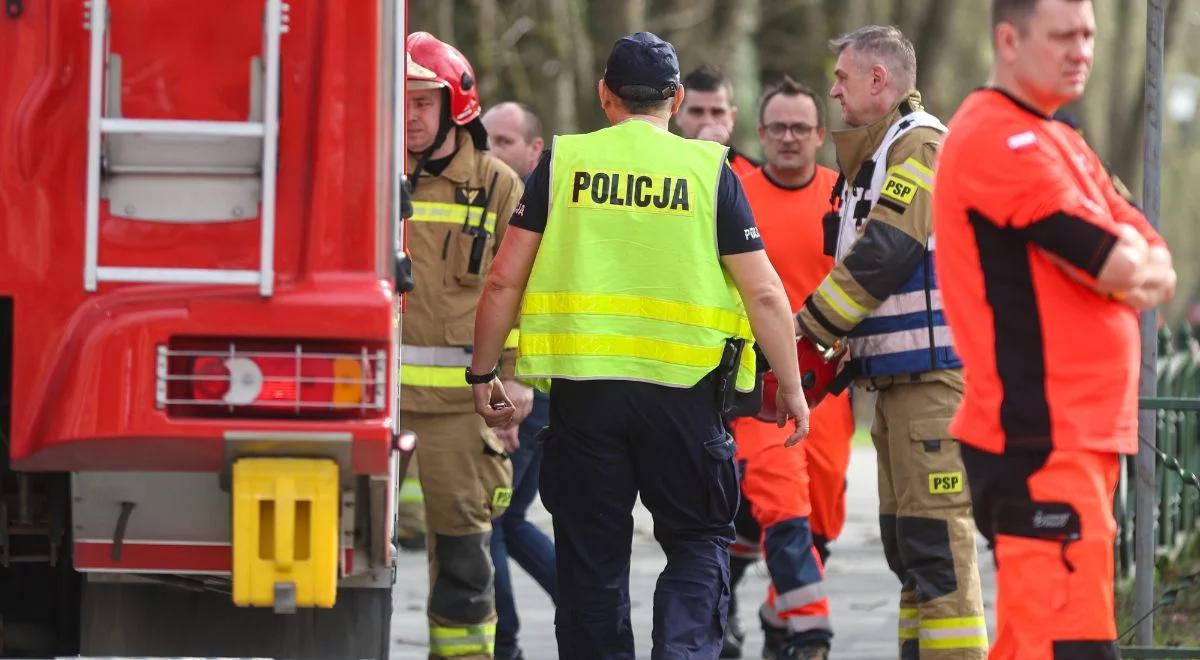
[728,149,762,179]
[734,164,852,457]
[740,165,840,310]
[934,89,1165,455]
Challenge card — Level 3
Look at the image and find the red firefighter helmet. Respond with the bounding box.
[756,336,842,422]
[406,32,482,126]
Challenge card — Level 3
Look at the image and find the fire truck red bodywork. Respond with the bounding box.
[0,1,403,646]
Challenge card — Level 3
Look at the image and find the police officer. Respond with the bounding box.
[469,32,810,660]
[402,32,524,660]
[935,1,1175,657]
[792,26,987,659]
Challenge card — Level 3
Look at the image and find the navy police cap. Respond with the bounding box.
[603,32,680,102]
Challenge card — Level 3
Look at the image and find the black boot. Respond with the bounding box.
[763,619,830,660]
[777,640,830,660]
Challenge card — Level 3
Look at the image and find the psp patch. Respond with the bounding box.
[491,487,513,508]
[880,174,918,204]
[928,471,963,494]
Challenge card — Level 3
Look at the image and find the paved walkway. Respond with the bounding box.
[390,446,996,658]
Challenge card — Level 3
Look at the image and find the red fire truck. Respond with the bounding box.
[0,1,411,656]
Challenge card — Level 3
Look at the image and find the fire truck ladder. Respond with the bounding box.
[83,0,288,297]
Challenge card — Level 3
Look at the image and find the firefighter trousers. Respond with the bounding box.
[397,454,427,539]
[962,446,1121,660]
[731,416,832,647]
[868,373,988,659]
[408,411,513,660]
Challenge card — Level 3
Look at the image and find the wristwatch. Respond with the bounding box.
[464,366,499,385]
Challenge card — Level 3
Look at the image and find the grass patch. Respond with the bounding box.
[1116,554,1200,648]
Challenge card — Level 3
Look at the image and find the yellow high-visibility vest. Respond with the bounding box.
[516,119,756,391]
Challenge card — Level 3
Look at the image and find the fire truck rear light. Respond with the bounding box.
[192,356,232,399]
[159,340,387,418]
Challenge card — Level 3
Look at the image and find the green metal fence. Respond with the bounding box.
[1114,322,1200,657]
[1119,323,1200,575]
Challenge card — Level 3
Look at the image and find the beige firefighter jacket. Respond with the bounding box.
[796,91,942,349]
[402,129,523,413]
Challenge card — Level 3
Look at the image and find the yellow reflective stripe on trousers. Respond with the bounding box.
[918,616,988,650]
[520,333,725,368]
[898,607,919,640]
[522,292,752,338]
[429,623,496,657]
[398,477,423,504]
[399,365,469,388]
[410,201,497,233]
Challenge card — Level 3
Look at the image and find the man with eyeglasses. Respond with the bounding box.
[792,26,987,659]
[722,77,854,660]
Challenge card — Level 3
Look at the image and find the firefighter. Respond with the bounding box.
[402,32,525,660]
[934,0,1176,657]
[468,32,811,659]
[480,101,557,660]
[723,76,855,660]
[676,64,762,177]
[792,26,988,658]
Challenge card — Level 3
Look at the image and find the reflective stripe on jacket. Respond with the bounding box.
[516,119,755,391]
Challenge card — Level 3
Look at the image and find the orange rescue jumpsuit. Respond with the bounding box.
[935,88,1167,659]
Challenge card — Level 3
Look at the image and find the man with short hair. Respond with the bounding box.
[677,64,761,177]
[724,76,854,660]
[793,25,988,659]
[936,1,1175,657]
[483,102,545,181]
[480,101,557,660]
[469,32,811,660]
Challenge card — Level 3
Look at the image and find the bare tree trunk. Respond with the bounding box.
[623,0,647,34]
[712,0,762,153]
[566,0,597,133]
[650,0,715,57]
[435,0,456,44]
[912,0,956,101]
[1114,0,1185,190]
[547,0,580,134]
[471,0,501,103]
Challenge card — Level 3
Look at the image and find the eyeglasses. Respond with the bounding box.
[763,122,816,138]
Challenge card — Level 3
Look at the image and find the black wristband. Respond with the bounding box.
[464,366,499,385]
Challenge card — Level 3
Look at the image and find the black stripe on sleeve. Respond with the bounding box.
[876,197,906,215]
[803,298,844,339]
[841,220,926,301]
[969,209,1052,451]
[1021,212,1118,278]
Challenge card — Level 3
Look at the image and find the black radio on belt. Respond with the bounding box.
[822,211,840,257]
[461,224,489,276]
[458,174,499,276]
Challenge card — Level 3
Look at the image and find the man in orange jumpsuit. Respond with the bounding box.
[934,1,1177,657]
[725,76,854,660]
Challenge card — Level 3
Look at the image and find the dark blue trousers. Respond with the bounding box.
[540,377,739,660]
[491,391,557,659]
